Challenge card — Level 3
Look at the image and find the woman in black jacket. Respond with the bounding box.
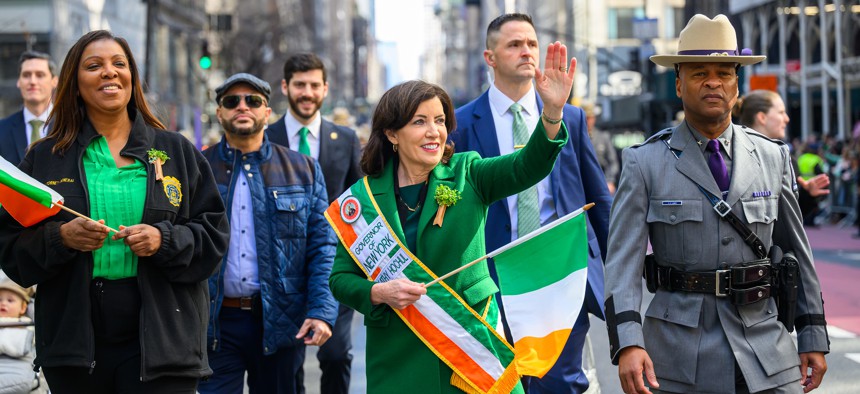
[0,30,229,393]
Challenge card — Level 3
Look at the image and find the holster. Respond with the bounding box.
[770,245,799,333]
[643,254,659,294]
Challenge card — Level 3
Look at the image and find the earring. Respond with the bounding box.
[393,144,398,153]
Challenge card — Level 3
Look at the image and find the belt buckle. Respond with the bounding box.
[239,297,253,311]
[713,200,731,217]
[715,269,729,297]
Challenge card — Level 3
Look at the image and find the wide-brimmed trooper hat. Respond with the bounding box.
[650,14,765,68]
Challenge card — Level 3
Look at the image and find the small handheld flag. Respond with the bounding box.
[427,203,593,378]
[0,156,64,227]
[0,156,117,232]
[493,206,589,377]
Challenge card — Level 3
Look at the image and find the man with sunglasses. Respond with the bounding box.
[267,52,363,394]
[200,73,338,394]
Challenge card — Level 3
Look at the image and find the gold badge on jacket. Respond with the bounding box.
[162,176,183,207]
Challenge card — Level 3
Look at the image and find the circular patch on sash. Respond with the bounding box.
[341,196,361,223]
[162,176,183,207]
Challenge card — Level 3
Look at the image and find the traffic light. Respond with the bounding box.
[199,40,212,70]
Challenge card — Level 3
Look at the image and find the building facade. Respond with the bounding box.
[0,0,208,145]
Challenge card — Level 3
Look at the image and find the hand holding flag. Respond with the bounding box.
[0,156,117,233]
[427,203,594,378]
[59,217,111,251]
[113,224,162,257]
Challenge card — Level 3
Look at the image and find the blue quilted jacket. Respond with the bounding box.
[202,135,337,355]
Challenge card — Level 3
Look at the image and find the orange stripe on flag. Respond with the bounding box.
[513,328,573,378]
[0,183,61,227]
[401,305,497,391]
[371,266,381,280]
[326,200,358,246]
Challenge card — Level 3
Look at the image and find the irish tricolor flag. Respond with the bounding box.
[0,156,63,226]
[493,206,589,377]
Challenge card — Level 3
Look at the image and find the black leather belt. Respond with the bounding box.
[656,260,772,305]
[222,296,254,310]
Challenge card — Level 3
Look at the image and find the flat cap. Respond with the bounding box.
[215,73,271,103]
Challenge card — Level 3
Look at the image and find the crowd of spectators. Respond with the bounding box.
[790,127,860,235]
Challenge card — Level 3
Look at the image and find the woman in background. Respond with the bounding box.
[734,89,830,223]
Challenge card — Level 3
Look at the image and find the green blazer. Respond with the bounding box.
[329,122,567,393]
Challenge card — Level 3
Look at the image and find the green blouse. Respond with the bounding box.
[83,136,147,279]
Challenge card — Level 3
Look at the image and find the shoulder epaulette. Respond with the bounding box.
[738,124,787,147]
[631,127,673,148]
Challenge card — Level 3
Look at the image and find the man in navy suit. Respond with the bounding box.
[452,13,612,394]
[266,53,362,394]
[0,51,57,164]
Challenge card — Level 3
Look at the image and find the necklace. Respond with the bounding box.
[398,195,421,212]
[392,159,430,227]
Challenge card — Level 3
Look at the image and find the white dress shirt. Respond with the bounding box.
[284,110,322,159]
[487,84,558,241]
[23,105,51,145]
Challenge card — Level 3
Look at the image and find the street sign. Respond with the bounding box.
[750,74,778,91]
[633,18,659,40]
[600,71,642,97]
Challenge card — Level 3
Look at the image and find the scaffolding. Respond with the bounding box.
[731,0,860,140]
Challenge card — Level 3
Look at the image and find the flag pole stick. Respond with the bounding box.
[423,202,595,288]
[57,204,119,233]
[424,255,489,287]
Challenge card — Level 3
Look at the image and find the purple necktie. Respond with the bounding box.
[706,139,730,193]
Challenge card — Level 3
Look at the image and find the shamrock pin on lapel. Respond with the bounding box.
[147,148,170,181]
[433,185,461,227]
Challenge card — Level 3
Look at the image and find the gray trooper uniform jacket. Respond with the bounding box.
[604,122,829,393]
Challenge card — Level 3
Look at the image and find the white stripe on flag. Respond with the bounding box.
[0,157,63,205]
[501,269,587,339]
[414,295,506,379]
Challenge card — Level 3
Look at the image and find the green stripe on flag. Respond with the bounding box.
[494,212,587,296]
[0,167,54,208]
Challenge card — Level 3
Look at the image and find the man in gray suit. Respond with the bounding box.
[604,15,829,394]
[266,53,362,394]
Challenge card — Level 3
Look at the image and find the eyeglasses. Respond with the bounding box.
[220,94,266,109]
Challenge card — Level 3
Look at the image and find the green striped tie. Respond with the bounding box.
[298,127,311,156]
[510,103,540,237]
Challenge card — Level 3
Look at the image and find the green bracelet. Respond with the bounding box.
[541,111,563,125]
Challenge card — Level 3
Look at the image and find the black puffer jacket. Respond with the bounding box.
[0,109,230,381]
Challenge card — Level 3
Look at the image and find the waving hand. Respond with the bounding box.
[534,42,576,121]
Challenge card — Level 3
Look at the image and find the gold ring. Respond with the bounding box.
[559,67,568,72]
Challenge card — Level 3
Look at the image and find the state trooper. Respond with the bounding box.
[603,14,829,394]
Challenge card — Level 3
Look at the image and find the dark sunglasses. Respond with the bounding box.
[220,94,266,109]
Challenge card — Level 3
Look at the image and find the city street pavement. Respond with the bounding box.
[300,224,860,393]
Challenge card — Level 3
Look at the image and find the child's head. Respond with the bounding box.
[0,277,32,318]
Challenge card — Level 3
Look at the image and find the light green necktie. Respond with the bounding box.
[29,119,44,144]
[510,103,540,237]
[298,127,311,156]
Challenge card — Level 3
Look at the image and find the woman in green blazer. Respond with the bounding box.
[329,43,575,393]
